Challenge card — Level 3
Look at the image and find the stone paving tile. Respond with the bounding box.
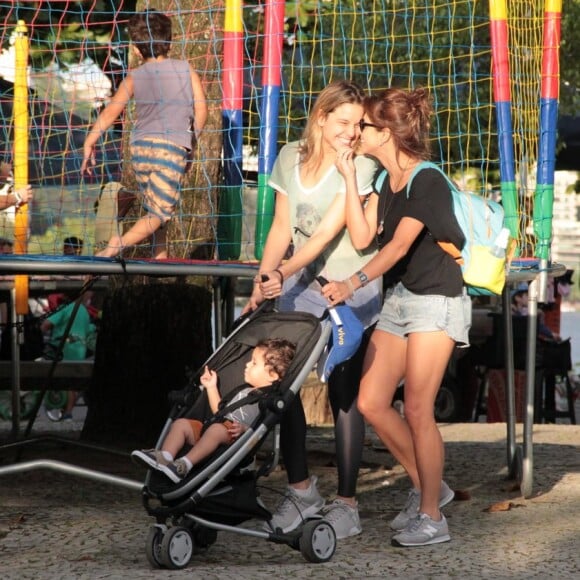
[0,423,579,579]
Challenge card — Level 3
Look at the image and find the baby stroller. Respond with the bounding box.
[140,300,347,569]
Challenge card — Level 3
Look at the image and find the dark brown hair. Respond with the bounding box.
[128,10,172,59]
[364,87,433,162]
[256,338,296,380]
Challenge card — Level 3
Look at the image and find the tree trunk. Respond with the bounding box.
[82,1,223,447]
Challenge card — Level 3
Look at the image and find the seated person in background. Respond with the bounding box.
[511,283,559,342]
[63,236,83,256]
[40,292,96,421]
[132,338,296,483]
[0,237,13,254]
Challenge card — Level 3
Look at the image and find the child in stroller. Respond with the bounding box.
[139,302,344,569]
[131,338,296,483]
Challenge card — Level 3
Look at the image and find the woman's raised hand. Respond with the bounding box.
[334,146,356,179]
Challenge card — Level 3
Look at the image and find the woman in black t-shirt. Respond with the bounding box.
[323,87,472,547]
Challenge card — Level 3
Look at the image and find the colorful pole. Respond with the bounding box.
[13,20,29,315]
[254,0,285,260]
[533,0,561,261]
[218,0,243,259]
[489,1,518,244]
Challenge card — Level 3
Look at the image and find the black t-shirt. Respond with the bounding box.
[374,167,465,296]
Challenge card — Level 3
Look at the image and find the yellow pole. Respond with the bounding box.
[13,20,29,315]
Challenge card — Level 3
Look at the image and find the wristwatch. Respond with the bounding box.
[355,270,369,287]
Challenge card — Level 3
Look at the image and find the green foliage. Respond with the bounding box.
[560,0,580,115]
[1,0,135,70]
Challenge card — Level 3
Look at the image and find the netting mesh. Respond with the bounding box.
[0,1,554,261]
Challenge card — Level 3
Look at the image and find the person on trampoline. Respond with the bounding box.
[243,80,382,540]
[81,10,207,259]
[131,338,296,483]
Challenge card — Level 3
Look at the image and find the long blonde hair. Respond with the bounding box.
[298,80,366,170]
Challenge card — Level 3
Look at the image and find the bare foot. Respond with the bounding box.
[96,235,123,258]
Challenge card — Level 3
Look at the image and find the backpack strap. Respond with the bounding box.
[405,160,457,197]
[375,168,388,193]
[205,383,277,427]
[405,161,464,264]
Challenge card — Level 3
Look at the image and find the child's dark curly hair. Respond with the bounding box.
[128,10,172,59]
[256,338,296,380]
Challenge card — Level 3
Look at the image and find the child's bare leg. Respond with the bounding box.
[151,225,168,260]
[182,423,230,467]
[162,419,198,458]
[96,214,163,258]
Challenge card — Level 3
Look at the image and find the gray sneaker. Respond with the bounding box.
[391,513,450,547]
[322,499,362,539]
[157,458,190,484]
[265,475,325,533]
[131,449,170,470]
[390,480,454,531]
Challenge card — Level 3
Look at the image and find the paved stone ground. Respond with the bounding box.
[0,419,578,579]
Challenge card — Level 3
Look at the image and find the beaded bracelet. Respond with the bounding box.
[13,190,24,207]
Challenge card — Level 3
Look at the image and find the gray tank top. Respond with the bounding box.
[130,59,194,150]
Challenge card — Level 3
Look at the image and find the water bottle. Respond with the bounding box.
[491,227,510,258]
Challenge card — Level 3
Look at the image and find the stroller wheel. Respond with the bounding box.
[145,525,165,569]
[299,520,336,563]
[160,526,194,570]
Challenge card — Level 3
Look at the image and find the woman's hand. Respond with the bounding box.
[320,279,353,306]
[241,283,265,315]
[335,146,356,179]
[258,270,283,299]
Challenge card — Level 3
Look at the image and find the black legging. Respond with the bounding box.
[280,326,373,497]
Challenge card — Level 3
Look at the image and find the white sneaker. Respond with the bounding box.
[391,513,451,547]
[390,480,454,531]
[265,475,325,533]
[322,499,362,539]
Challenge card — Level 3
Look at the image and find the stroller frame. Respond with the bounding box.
[139,302,337,569]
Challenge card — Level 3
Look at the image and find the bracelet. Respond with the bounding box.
[344,277,355,297]
[273,268,285,285]
[13,190,23,207]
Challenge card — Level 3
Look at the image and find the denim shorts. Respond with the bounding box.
[376,282,472,346]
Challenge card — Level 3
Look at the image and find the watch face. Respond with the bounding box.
[357,271,368,285]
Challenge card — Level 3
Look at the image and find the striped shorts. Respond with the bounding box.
[131,137,188,223]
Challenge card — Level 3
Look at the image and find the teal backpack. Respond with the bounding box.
[375,161,507,295]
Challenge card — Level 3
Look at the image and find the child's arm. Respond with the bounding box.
[200,366,221,413]
[81,76,134,175]
[0,184,32,210]
[189,68,208,138]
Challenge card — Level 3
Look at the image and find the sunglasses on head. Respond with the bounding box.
[358,119,381,131]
